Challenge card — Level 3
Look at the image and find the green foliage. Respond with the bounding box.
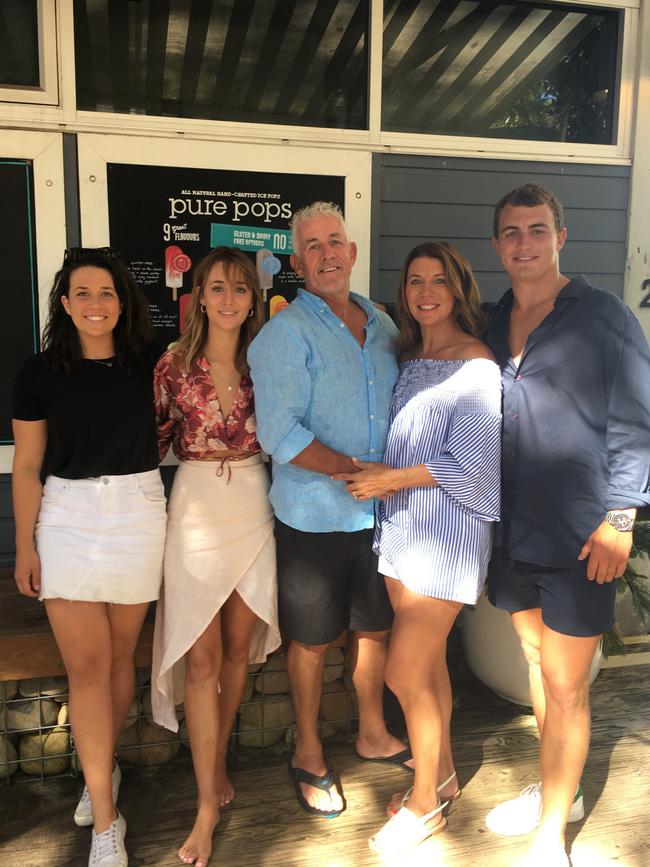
[603,521,650,657]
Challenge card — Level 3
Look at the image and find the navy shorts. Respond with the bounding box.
[275,519,394,646]
[487,547,617,638]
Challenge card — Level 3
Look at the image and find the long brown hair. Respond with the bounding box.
[396,241,486,356]
[173,247,264,375]
[42,249,152,373]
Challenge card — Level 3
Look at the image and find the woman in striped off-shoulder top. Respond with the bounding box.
[334,241,501,858]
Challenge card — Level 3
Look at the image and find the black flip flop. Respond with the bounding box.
[355,746,413,770]
[288,760,346,819]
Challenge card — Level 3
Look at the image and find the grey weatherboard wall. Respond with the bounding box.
[370,153,631,305]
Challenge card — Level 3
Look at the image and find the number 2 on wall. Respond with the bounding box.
[641,279,650,308]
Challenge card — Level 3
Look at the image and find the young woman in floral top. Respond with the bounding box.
[151,247,280,867]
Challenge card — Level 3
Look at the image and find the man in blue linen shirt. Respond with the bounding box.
[484,183,650,866]
[248,202,409,819]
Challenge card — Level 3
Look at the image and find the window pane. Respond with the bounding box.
[74,0,369,129]
[382,0,619,144]
[0,0,40,87]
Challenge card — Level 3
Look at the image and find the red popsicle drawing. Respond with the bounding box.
[165,245,192,301]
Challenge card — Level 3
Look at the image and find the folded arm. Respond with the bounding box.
[249,323,356,476]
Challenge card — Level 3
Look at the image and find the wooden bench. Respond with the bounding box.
[0,568,348,681]
[0,568,155,680]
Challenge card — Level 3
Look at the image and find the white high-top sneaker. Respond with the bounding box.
[88,810,127,867]
[74,761,122,827]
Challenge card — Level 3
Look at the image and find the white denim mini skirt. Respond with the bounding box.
[36,470,167,604]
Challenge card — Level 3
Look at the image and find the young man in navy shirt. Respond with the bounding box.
[485,183,650,865]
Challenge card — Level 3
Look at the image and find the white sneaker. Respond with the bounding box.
[88,811,127,866]
[486,782,584,836]
[75,761,122,827]
[524,838,571,867]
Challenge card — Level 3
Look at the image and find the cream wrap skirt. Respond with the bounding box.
[151,455,281,732]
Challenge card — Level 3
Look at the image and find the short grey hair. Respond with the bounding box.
[290,201,348,255]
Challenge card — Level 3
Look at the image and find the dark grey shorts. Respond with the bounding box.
[274,519,394,645]
[487,547,617,637]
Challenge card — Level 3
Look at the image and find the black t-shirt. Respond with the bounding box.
[12,347,160,480]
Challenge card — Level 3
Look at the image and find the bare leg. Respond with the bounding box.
[511,608,546,733]
[107,602,150,744]
[535,627,600,850]
[431,647,459,798]
[179,613,223,867]
[351,627,412,765]
[216,590,260,806]
[383,583,462,819]
[287,639,343,813]
[45,600,116,833]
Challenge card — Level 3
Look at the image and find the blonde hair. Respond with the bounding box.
[396,242,486,356]
[290,201,347,254]
[173,247,264,375]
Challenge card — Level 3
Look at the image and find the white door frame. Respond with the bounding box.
[1,130,65,473]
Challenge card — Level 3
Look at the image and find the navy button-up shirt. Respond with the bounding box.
[486,275,650,567]
[248,288,399,532]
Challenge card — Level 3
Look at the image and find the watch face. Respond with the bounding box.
[607,513,634,531]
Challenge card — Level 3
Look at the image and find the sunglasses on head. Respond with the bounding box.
[63,247,122,266]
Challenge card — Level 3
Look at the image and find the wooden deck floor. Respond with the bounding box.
[1,660,648,867]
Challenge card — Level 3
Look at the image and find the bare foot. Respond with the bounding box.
[178,804,220,867]
[386,789,410,817]
[355,731,415,769]
[216,758,235,807]
[291,754,344,814]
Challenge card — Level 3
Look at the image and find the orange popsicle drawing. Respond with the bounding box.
[270,294,289,318]
[165,245,192,301]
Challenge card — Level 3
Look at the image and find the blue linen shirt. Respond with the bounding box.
[486,275,650,568]
[248,288,399,532]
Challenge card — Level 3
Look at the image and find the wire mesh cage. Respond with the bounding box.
[1,648,358,785]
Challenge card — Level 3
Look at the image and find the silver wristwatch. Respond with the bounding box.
[604,510,635,532]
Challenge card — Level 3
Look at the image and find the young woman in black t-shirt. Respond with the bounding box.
[12,249,166,867]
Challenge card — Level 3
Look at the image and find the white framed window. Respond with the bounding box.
[0,0,58,106]
[0,0,641,163]
[61,0,638,165]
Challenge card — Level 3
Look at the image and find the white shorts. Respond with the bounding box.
[36,470,167,604]
[378,554,398,580]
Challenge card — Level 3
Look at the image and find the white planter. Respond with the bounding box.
[461,593,602,707]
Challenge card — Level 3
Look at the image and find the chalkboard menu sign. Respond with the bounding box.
[1,160,39,443]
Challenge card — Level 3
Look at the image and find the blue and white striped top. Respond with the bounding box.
[375,357,502,604]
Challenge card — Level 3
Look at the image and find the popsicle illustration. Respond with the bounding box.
[270,294,289,318]
[256,249,273,303]
[165,245,192,301]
